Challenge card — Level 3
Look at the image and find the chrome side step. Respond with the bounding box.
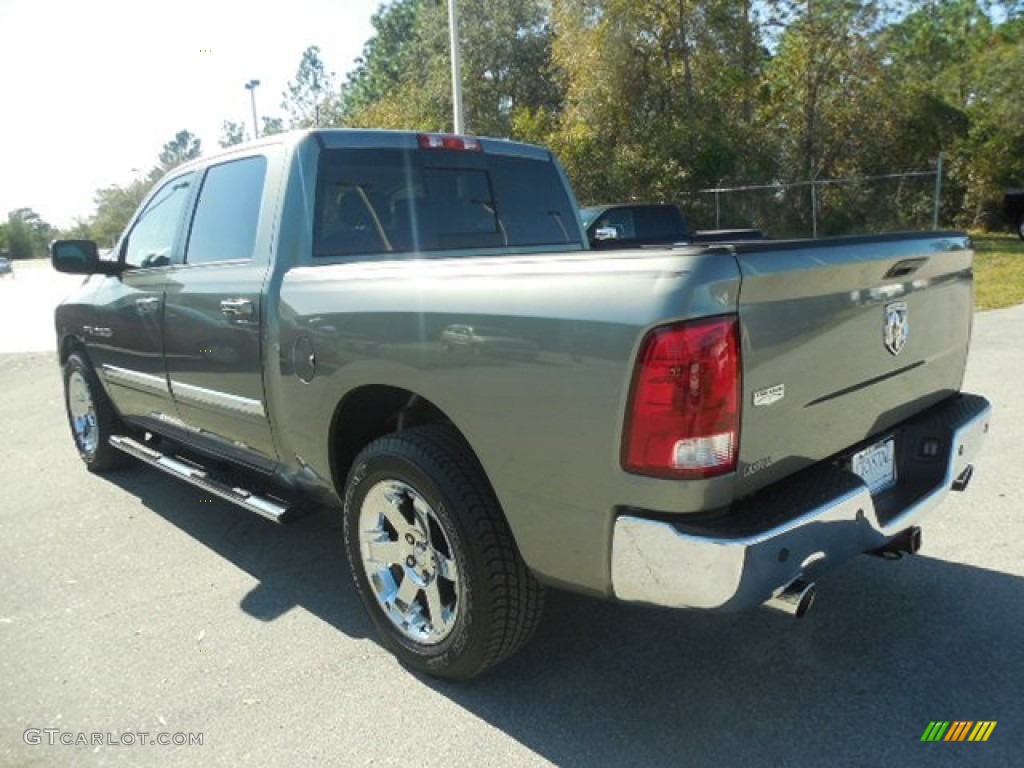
[109,435,293,523]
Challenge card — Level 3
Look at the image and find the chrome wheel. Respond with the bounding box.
[344,426,544,678]
[357,479,460,645]
[67,370,99,456]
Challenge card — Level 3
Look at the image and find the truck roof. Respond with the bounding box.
[174,128,556,175]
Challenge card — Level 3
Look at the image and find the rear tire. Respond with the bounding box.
[343,425,544,680]
[62,352,130,472]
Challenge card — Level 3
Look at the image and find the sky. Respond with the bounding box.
[0,0,382,228]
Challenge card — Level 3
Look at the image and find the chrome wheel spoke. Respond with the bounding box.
[423,581,453,634]
[436,552,459,583]
[380,500,416,541]
[358,479,462,646]
[361,533,402,566]
[394,572,421,608]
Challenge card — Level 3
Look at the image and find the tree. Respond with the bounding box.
[90,180,152,247]
[5,208,53,259]
[219,120,248,148]
[61,218,95,240]
[261,116,285,136]
[344,0,562,137]
[154,130,202,178]
[282,45,340,128]
[342,0,423,118]
[546,0,769,206]
[878,1,1022,227]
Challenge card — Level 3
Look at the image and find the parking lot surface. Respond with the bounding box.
[0,263,1020,767]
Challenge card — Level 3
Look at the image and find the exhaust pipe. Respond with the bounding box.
[869,526,922,560]
[764,577,816,619]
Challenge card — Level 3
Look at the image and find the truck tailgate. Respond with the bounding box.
[731,232,974,498]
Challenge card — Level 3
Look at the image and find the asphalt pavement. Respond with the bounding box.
[0,262,1020,767]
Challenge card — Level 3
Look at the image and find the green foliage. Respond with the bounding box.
[90,179,152,247]
[219,120,248,147]
[302,0,1022,236]
[282,45,341,128]
[549,0,767,205]
[5,208,53,259]
[343,0,560,136]
[155,130,202,179]
[60,218,94,240]
[261,116,285,136]
[973,234,1024,310]
[343,0,423,118]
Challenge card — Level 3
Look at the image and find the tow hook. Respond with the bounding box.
[952,465,974,492]
[868,525,922,560]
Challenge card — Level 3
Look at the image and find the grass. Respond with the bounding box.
[972,233,1024,311]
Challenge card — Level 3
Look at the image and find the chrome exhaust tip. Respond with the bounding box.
[764,577,816,619]
[869,526,922,560]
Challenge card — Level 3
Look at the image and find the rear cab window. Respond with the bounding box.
[313,144,581,257]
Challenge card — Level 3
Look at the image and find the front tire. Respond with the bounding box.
[63,352,129,472]
[343,425,544,680]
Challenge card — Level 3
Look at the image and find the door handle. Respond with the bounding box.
[135,296,161,314]
[220,298,255,320]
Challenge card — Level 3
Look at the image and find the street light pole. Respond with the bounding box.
[448,0,464,134]
[245,79,261,139]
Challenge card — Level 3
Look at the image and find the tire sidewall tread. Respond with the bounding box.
[343,425,543,680]
[62,352,129,473]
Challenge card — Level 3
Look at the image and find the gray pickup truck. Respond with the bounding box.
[52,129,991,680]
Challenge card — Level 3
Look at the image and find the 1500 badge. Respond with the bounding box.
[82,325,112,338]
[744,456,774,477]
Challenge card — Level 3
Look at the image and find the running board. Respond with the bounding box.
[109,435,293,523]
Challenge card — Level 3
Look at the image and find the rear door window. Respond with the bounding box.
[185,156,267,265]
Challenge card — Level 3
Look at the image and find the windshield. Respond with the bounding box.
[314,148,581,256]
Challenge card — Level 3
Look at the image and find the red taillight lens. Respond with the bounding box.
[622,316,741,478]
[418,133,483,152]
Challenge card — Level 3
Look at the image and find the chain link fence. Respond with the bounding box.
[681,159,944,239]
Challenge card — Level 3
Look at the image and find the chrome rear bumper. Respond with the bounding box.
[611,394,992,611]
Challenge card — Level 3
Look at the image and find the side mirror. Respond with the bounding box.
[51,240,121,275]
[587,225,621,249]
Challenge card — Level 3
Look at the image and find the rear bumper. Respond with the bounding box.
[610,393,992,611]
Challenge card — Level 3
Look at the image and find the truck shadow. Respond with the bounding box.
[109,466,1021,767]
[459,557,1023,767]
[107,466,373,639]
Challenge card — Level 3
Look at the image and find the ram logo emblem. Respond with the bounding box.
[884,301,908,356]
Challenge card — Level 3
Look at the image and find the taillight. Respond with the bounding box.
[622,316,741,478]
[418,133,483,152]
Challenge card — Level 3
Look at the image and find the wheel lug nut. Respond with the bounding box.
[405,534,415,545]
[406,556,415,567]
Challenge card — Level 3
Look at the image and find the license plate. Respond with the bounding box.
[851,438,896,494]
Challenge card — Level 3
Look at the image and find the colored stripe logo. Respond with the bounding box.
[921,721,997,742]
